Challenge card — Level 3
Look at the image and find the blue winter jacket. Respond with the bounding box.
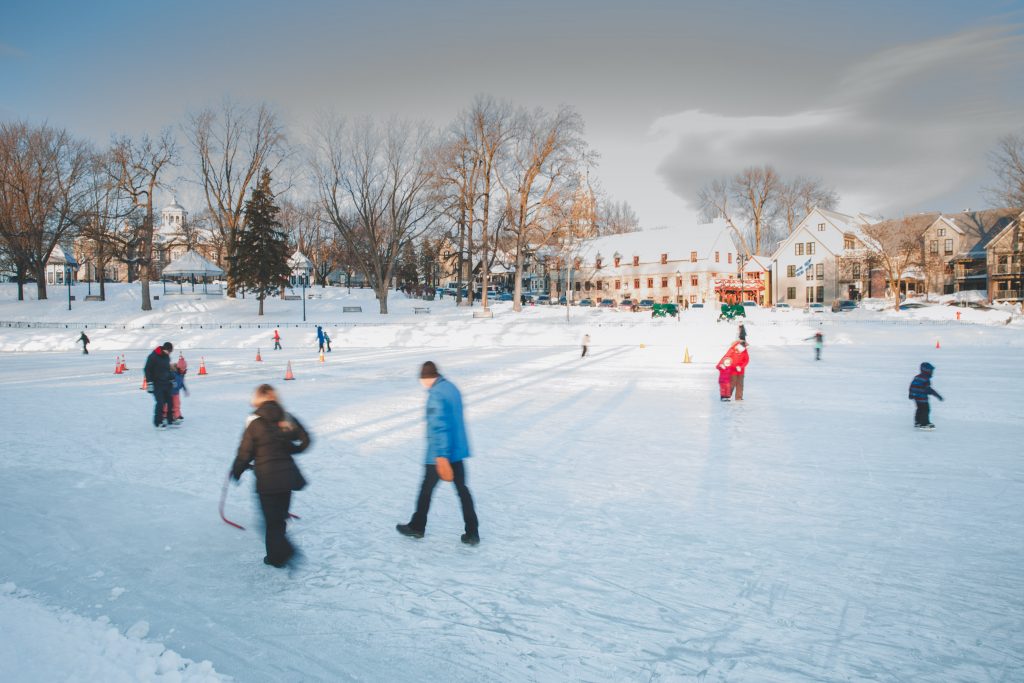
[909,363,942,403]
[424,377,471,465]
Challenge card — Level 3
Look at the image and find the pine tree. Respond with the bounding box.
[236,169,290,316]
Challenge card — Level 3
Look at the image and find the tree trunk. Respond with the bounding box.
[258,294,264,316]
[512,248,525,312]
[35,265,48,300]
[16,264,26,301]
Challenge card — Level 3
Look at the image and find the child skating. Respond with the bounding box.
[163,355,189,425]
[716,356,733,401]
[804,329,824,360]
[909,362,943,429]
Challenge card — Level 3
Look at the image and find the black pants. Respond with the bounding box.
[259,491,294,565]
[82,344,89,354]
[815,346,821,360]
[581,345,588,358]
[152,384,172,426]
[914,402,930,426]
[409,462,478,535]
[274,340,281,350]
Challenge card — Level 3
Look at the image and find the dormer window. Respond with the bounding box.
[715,251,720,263]
[614,251,621,267]
[938,228,946,237]
[660,253,667,264]
[632,255,639,266]
[596,258,602,268]
[844,236,854,250]
[690,251,697,262]
[818,223,825,231]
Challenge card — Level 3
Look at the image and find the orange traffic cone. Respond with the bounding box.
[198,357,208,375]
[114,357,123,375]
[140,376,147,390]
[255,348,263,362]
[120,354,128,372]
[284,361,296,380]
[319,351,325,363]
[935,339,941,349]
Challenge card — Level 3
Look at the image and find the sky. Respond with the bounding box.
[2,0,1023,228]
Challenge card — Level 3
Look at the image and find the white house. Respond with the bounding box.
[770,207,873,305]
[570,218,748,305]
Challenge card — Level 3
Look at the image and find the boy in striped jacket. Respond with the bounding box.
[909,362,943,429]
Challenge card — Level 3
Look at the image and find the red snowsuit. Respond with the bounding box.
[718,342,749,400]
[716,359,733,398]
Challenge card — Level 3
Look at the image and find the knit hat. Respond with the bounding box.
[162,342,173,352]
[420,361,439,379]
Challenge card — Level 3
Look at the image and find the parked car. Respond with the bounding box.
[808,303,826,313]
[898,302,929,310]
[598,298,616,308]
[774,302,792,311]
[619,298,637,311]
[498,292,513,302]
[558,295,568,305]
[690,303,704,309]
[741,301,757,309]
[832,299,858,312]
[536,294,552,305]
[521,293,535,305]
[637,299,655,310]
[578,298,593,307]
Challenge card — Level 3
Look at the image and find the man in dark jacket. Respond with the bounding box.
[78,332,90,354]
[397,361,480,545]
[232,384,311,568]
[144,342,174,429]
[909,362,943,429]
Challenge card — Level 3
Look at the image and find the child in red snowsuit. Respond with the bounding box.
[716,356,733,401]
[163,355,188,424]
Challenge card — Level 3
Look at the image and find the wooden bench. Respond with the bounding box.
[342,306,362,313]
[307,293,322,300]
[282,295,301,301]
[84,295,102,301]
[413,307,431,315]
[472,310,493,319]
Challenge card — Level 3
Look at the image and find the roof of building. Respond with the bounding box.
[288,250,312,270]
[868,208,1019,258]
[576,218,737,264]
[161,250,224,277]
[47,244,78,267]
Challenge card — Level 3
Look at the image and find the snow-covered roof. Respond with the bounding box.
[47,244,78,267]
[288,250,312,271]
[161,250,225,277]
[575,218,737,266]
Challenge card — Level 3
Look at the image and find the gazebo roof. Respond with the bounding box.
[288,249,312,270]
[161,251,225,277]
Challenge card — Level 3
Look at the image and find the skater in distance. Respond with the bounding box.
[909,362,943,429]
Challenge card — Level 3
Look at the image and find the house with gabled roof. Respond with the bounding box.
[769,207,873,305]
[984,210,1024,302]
[921,209,1019,295]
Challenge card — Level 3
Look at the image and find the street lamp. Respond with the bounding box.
[66,264,72,311]
[675,269,681,313]
[301,272,307,322]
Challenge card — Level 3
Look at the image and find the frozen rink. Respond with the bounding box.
[0,298,1022,681]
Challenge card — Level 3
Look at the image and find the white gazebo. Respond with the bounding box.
[161,250,225,294]
[288,249,313,287]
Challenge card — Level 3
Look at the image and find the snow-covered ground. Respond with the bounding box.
[1,284,1022,681]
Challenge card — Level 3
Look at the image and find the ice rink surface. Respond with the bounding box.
[0,304,1021,681]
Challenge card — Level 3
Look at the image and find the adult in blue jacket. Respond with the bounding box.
[397,361,480,545]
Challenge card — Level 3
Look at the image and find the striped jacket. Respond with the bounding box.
[909,363,942,403]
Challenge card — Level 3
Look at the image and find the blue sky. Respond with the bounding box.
[2,0,1022,226]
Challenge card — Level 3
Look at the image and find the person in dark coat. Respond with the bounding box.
[909,362,943,429]
[316,326,325,353]
[78,332,90,354]
[231,384,312,568]
[737,323,747,343]
[397,361,480,545]
[144,342,174,429]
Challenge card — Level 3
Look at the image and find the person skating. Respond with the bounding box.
[804,328,824,360]
[909,362,943,429]
[738,323,747,343]
[144,342,175,429]
[581,333,590,358]
[324,332,332,352]
[273,329,282,351]
[716,356,733,401]
[730,341,749,400]
[397,361,480,545]
[231,384,312,568]
[316,326,325,353]
[163,355,189,425]
[77,331,90,354]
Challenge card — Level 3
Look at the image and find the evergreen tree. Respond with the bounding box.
[236,168,290,316]
[397,239,419,288]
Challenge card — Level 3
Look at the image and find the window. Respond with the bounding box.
[690,275,698,287]
[634,278,640,289]
[595,258,602,268]
[852,263,861,279]
[614,257,621,267]
[816,264,824,280]
[807,243,815,255]
[660,253,667,264]
[728,253,733,264]
[844,237,855,250]
[818,222,826,231]
[615,279,621,290]
[715,251,720,263]
[795,243,804,256]
[690,251,697,262]
[944,239,953,255]
[938,228,946,237]
[575,282,581,291]
[647,278,654,289]
[676,276,682,287]
[806,268,814,281]
[929,240,938,254]
[806,287,814,303]
[661,296,669,303]
[689,294,697,303]
[632,256,639,266]
[661,277,668,288]
[787,265,796,277]
[787,287,796,299]
[816,285,824,302]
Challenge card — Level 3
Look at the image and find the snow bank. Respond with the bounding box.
[0,583,227,682]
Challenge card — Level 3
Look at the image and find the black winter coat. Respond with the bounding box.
[231,401,311,494]
[144,347,173,388]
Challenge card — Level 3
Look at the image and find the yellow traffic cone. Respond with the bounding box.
[683,347,692,363]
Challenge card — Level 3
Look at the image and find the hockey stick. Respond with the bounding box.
[219,471,245,530]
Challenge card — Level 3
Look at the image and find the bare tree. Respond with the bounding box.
[280,198,340,286]
[109,129,178,311]
[596,198,639,235]
[777,176,840,235]
[312,117,439,313]
[78,151,136,300]
[431,134,480,304]
[0,121,92,300]
[697,177,754,258]
[859,216,922,311]
[185,100,289,297]
[989,132,1024,211]
[501,105,590,312]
